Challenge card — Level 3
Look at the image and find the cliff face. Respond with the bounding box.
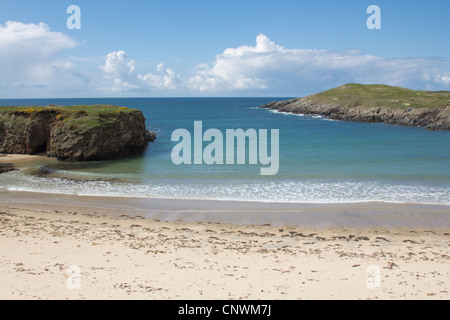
[0,106,156,161]
[262,98,450,130]
[262,84,450,130]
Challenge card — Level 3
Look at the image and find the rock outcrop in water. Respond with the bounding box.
[0,105,156,161]
[262,84,450,130]
[0,163,16,174]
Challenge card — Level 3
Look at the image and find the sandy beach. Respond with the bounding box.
[0,198,449,300]
[1,154,449,300]
[0,153,47,173]
[0,153,47,163]
[1,0,449,303]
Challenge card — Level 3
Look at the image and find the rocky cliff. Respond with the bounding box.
[0,105,156,161]
[262,84,450,130]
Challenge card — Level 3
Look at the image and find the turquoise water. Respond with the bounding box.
[0,98,449,204]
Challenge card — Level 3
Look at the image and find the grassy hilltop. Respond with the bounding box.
[262,84,450,130]
[0,105,136,135]
[306,83,450,110]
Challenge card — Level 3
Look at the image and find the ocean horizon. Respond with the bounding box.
[1,97,449,205]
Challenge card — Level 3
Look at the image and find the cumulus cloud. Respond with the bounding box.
[441,76,450,84]
[100,51,180,92]
[186,33,450,95]
[98,34,450,96]
[0,21,85,96]
[6,24,446,97]
[138,63,181,90]
[100,51,139,92]
[102,51,136,80]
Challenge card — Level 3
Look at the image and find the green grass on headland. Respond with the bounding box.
[306,83,450,110]
[0,105,138,135]
[0,105,135,115]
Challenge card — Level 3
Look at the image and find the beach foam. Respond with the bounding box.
[2,170,449,205]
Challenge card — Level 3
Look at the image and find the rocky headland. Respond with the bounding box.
[262,84,450,130]
[0,105,156,162]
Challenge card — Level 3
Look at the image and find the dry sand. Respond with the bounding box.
[0,153,47,163]
[0,203,448,300]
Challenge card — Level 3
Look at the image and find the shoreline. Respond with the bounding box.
[261,84,450,131]
[0,153,48,162]
[262,102,450,131]
[1,190,449,228]
[1,202,448,299]
[1,152,449,228]
[0,153,48,173]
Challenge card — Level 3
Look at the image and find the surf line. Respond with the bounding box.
[171,121,279,175]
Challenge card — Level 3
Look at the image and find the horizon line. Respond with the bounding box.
[0,96,298,100]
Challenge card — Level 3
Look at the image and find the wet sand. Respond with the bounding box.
[1,190,450,228]
[0,153,48,173]
[0,192,449,300]
[0,153,47,163]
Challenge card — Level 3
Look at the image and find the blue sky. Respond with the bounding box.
[0,0,449,98]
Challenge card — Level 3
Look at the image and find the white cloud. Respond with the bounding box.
[3,24,448,97]
[441,76,450,84]
[0,21,85,97]
[99,37,450,95]
[186,33,450,95]
[101,50,136,80]
[138,63,181,90]
[100,52,181,92]
[100,51,138,92]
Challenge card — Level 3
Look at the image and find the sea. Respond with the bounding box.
[0,97,449,205]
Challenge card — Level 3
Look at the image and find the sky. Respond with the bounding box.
[0,0,449,98]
